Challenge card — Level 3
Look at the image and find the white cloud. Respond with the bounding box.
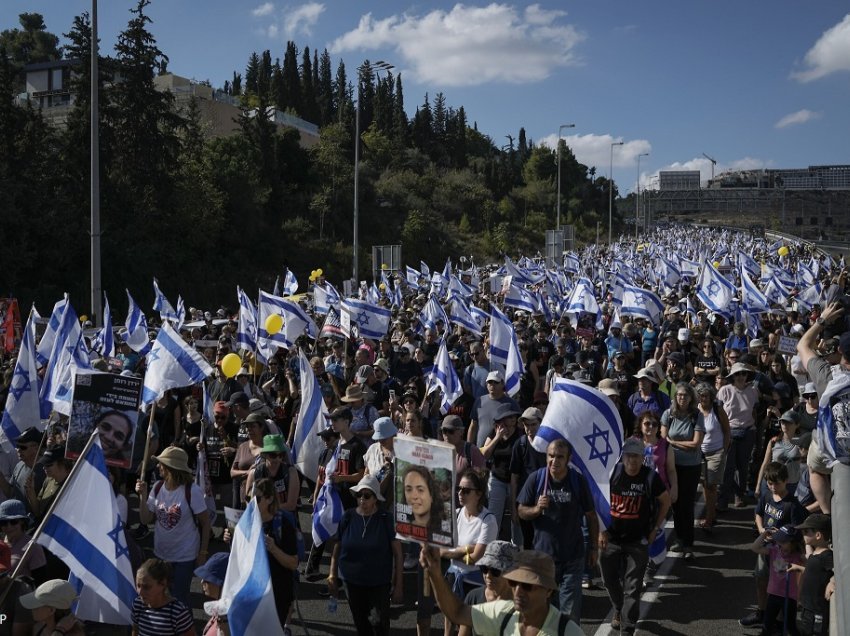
[644,156,770,188]
[539,133,651,175]
[283,2,325,37]
[329,3,585,87]
[791,14,850,82]
[775,109,821,129]
[252,2,275,17]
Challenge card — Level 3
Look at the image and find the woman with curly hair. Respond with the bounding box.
[402,464,446,536]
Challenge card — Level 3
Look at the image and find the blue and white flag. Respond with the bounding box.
[740,267,771,314]
[0,310,43,451]
[37,434,136,624]
[406,265,423,288]
[313,282,341,315]
[505,256,544,285]
[175,295,186,332]
[447,275,475,301]
[427,340,463,414]
[566,278,603,329]
[764,274,791,306]
[367,282,381,305]
[141,322,214,404]
[620,285,665,325]
[816,370,850,468]
[563,252,581,275]
[696,262,736,317]
[283,268,298,296]
[35,295,69,367]
[679,257,701,281]
[90,294,115,359]
[795,281,823,312]
[489,305,523,397]
[419,296,450,334]
[152,278,178,323]
[312,445,343,545]
[124,291,150,353]
[40,300,90,416]
[340,298,391,341]
[236,287,258,353]
[738,252,761,279]
[256,290,292,360]
[272,276,281,297]
[207,499,280,632]
[503,284,538,313]
[420,261,430,278]
[291,350,329,483]
[531,378,624,530]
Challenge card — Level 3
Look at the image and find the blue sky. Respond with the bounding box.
[4,1,850,194]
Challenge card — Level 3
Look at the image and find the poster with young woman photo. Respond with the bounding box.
[66,370,142,469]
[394,436,456,547]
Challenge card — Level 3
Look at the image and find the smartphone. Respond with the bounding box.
[389,389,396,401]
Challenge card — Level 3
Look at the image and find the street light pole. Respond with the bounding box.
[555,123,575,230]
[635,152,648,241]
[90,0,101,327]
[608,141,623,245]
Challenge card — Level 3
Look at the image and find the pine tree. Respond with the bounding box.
[231,71,242,96]
[281,41,300,114]
[356,61,375,131]
[300,46,319,123]
[245,52,260,95]
[411,93,432,155]
[317,48,334,126]
[258,49,272,99]
[334,59,352,125]
[392,73,408,145]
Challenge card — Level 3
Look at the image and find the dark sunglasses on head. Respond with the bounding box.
[457,487,478,495]
[355,491,374,500]
[479,565,501,577]
[507,580,536,591]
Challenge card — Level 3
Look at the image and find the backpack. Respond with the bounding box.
[499,608,574,635]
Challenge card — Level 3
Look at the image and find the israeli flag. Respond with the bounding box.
[35,295,69,367]
[312,445,343,545]
[532,378,624,530]
[0,310,43,451]
[420,260,431,278]
[696,262,736,317]
[279,298,318,346]
[489,305,523,397]
[679,257,701,281]
[817,372,850,468]
[406,265,423,288]
[367,282,381,305]
[90,294,115,358]
[256,290,293,360]
[740,266,771,314]
[272,275,281,297]
[427,340,463,414]
[340,298,391,340]
[566,278,603,329]
[447,275,475,301]
[175,295,186,331]
[291,350,330,483]
[40,300,91,416]
[283,268,298,296]
[563,252,581,275]
[504,256,545,285]
[738,252,761,279]
[448,297,482,335]
[658,256,682,289]
[124,291,151,353]
[763,274,791,306]
[470,305,489,333]
[621,285,665,325]
[503,285,537,313]
[206,499,280,632]
[37,434,136,624]
[236,287,258,353]
[152,278,178,323]
[141,322,214,404]
[419,296,450,333]
[313,282,341,315]
[795,281,823,312]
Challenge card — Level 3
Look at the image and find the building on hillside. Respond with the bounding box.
[18,60,319,148]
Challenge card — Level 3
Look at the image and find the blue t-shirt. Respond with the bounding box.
[337,508,396,586]
[517,468,594,563]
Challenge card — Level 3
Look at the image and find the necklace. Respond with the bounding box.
[359,512,373,539]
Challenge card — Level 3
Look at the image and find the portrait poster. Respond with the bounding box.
[393,436,456,547]
[67,370,142,469]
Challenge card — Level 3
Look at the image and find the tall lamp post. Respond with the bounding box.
[353,61,393,284]
[635,152,648,241]
[555,123,575,230]
[608,141,624,245]
[90,0,101,327]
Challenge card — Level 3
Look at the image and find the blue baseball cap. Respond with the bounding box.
[194,552,229,586]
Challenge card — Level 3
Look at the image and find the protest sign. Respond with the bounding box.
[67,370,142,469]
[777,335,799,356]
[394,436,456,547]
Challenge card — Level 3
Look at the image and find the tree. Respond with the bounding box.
[317,48,334,126]
[300,46,319,124]
[0,13,61,90]
[245,52,260,95]
[281,41,300,114]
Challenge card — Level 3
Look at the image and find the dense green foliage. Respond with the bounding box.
[0,3,625,317]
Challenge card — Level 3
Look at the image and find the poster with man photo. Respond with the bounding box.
[394,436,456,547]
[67,370,142,469]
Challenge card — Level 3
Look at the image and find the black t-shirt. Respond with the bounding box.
[608,465,666,544]
[694,355,720,378]
[509,436,546,487]
[335,436,367,509]
[486,428,522,482]
[756,490,808,529]
[798,549,833,617]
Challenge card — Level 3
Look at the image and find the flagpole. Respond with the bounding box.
[0,430,102,603]
[139,405,157,481]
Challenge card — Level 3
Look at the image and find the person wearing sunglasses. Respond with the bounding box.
[4,427,46,514]
[421,546,582,635]
[328,475,403,636]
[245,434,299,514]
[459,540,518,612]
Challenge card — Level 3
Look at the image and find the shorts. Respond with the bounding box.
[702,448,727,486]
[753,552,769,578]
[807,431,833,475]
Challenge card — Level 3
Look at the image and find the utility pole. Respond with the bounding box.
[555,123,575,230]
[609,141,624,245]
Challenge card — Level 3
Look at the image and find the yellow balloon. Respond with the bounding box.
[220,353,242,378]
[712,261,720,268]
[265,313,283,335]
[778,246,789,256]
[379,283,386,291]
[381,263,388,270]
[309,275,316,283]
[316,268,323,276]
[310,269,317,278]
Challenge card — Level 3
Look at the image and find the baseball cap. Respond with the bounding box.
[622,438,644,455]
[225,391,249,407]
[441,415,464,431]
[20,579,78,610]
[486,370,504,383]
[795,513,831,534]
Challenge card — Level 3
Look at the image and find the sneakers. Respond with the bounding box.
[581,577,597,590]
[739,610,764,627]
[683,549,695,561]
[403,555,419,571]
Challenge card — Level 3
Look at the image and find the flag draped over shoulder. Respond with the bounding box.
[0,311,42,451]
[141,322,214,404]
[36,435,136,624]
[206,499,280,632]
[291,350,329,483]
[312,445,343,546]
[532,378,624,529]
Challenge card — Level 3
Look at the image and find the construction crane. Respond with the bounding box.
[702,153,717,183]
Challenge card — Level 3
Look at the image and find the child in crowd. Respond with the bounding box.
[195,552,231,636]
[749,525,805,636]
[132,558,195,636]
[789,514,833,636]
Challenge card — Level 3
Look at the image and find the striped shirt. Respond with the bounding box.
[131,597,194,635]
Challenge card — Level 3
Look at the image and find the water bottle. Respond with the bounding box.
[328,596,338,614]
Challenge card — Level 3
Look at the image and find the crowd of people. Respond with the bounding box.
[0,225,844,634]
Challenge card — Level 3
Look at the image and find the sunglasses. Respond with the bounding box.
[0,520,17,527]
[441,428,459,435]
[479,566,501,577]
[355,491,374,500]
[507,580,536,591]
[263,452,284,459]
[457,487,478,495]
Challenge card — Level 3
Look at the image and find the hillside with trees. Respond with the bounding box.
[0,1,624,314]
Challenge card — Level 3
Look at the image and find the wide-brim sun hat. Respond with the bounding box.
[260,434,288,454]
[155,446,191,473]
[372,416,398,441]
[341,385,365,403]
[194,552,229,587]
[0,499,28,523]
[502,550,558,590]
[726,362,755,379]
[476,540,519,573]
[350,474,385,502]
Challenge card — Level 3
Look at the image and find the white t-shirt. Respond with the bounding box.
[451,506,498,574]
[364,442,392,477]
[471,599,582,636]
[147,482,206,562]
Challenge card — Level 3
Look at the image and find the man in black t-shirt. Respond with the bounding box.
[599,438,670,634]
[328,406,367,510]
